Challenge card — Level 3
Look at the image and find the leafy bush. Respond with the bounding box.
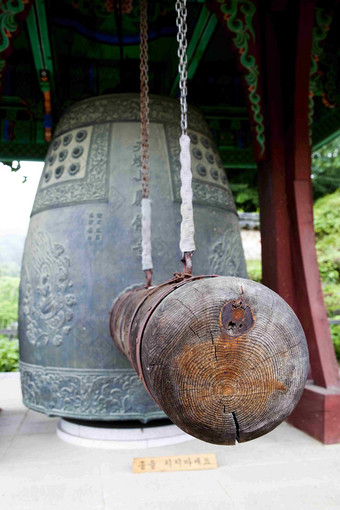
[314,189,340,286]
[0,276,19,329]
[314,188,340,236]
[330,320,340,361]
[313,189,340,359]
[246,259,262,283]
[322,283,340,316]
[312,139,340,200]
[229,183,259,212]
[0,275,20,371]
[0,338,19,372]
[314,190,340,359]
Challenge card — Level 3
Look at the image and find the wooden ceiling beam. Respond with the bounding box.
[26,0,54,90]
[26,0,55,141]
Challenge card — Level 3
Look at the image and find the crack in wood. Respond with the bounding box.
[232,411,240,442]
[174,298,200,320]
[188,325,202,342]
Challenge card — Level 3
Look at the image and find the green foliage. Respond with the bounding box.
[312,138,340,200]
[0,272,20,372]
[314,189,340,285]
[317,240,340,283]
[314,188,340,236]
[229,183,259,212]
[0,276,20,329]
[330,320,340,361]
[322,283,340,317]
[314,189,340,359]
[246,259,262,283]
[0,338,19,372]
[227,166,259,212]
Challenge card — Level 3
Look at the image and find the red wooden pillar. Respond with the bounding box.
[210,0,340,442]
[259,0,340,443]
[257,8,296,311]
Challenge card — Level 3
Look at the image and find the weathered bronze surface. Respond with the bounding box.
[18,94,247,422]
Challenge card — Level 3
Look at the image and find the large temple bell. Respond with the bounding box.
[18,94,248,423]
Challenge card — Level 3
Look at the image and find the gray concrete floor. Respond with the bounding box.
[1,372,340,510]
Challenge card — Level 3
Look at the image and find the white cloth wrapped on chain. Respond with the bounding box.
[141,198,153,270]
[179,134,195,254]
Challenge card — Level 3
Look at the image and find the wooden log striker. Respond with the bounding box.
[110,274,309,445]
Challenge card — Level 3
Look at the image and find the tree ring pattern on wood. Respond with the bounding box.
[139,277,309,445]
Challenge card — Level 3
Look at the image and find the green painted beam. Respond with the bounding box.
[201,106,249,120]
[224,162,257,169]
[0,96,26,110]
[312,127,340,151]
[219,148,256,169]
[170,5,218,97]
[312,106,340,150]
[0,141,48,162]
[26,0,54,93]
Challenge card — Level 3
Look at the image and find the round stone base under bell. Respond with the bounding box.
[57,418,193,449]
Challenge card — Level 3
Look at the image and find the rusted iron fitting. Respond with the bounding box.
[182,251,194,275]
[145,269,152,287]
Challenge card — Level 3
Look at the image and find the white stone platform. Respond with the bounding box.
[57,417,192,449]
[1,372,340,510]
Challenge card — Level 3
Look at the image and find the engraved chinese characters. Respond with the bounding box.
[19,94,247,422]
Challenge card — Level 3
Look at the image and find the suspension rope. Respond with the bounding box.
[176,0,195,273]
[140,0,153,285]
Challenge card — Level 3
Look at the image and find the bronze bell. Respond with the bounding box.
[19,94,247,423]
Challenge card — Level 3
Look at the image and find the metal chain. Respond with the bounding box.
[140,0,150,199]
[140,0,153,283]
[175,0,188,136]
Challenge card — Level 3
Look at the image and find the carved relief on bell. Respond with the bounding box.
[18,94,247,422]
